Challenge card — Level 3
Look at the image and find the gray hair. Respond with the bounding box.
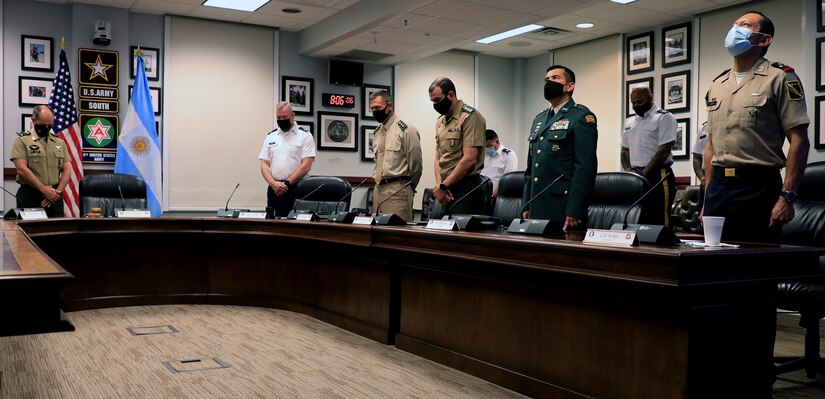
[275,101,293,113]
[32,105,52,120]
[368,90,392,104]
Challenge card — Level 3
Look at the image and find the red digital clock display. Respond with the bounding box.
[322,93,356,108]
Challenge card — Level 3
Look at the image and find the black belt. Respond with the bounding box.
[713,165,779,178]
[378,176,410,185]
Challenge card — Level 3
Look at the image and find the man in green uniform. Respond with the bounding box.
[10,105,71,217]
[369,90,423,222]
[522,65,598,233]
[703,11,810,244]
[429,76,487,216]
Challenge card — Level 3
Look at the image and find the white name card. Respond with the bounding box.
[296,213,316,221]
[238,212,267,219]
[426,219,457,231]
[116,209,151,218]
[583,228,638,247]
[352,216,375,225]
[20,208,48,220]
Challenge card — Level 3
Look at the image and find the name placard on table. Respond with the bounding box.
[352,216,375,225]
[426,219,457,231]
[19,208,48,220]
[238,212,267,219]
[116,209,151,218]
[583,228,638,247]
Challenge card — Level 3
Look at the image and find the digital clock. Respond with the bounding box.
[322,93,356,108]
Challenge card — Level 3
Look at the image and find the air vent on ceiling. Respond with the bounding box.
[535,27,572,36]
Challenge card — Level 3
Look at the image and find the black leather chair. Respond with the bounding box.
[79,173,148,217]
[492,171,525,226]
[677,185,703,234]
[292,176,351,215]
[586,172,648,229]
[420,188,434,222]
[775,161,825,379]
[429,176,493,219]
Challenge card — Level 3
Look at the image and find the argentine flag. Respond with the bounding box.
[114,55,162,217]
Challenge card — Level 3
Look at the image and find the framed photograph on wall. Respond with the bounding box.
[362,125,378,161]
[817,37,825,91]
[661,71,690,113]
[19,76,54,106]
[296,121,314,136]
[662,22,691,68]
[626,31,653,75]
[818,0,825,32]
[362,84,391,119]
[317,111,357,151]
[21,114,34,132]
[129,85,162,115]
[626,77,653,117]
[130,46,160,81]
[815,96,825,150]
[21,35,54,72]
[674,118,690,160]
[282,76,313,116]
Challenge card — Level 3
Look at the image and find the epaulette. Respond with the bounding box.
[771,62,795,73]
[298,126,306,132]
[460,104,476,114]
[657,109,670,114]
[501,148,511,154]
[537,108,550,117]
[713,68,731,82]
[397,120,407,130]
[16,131,31,137]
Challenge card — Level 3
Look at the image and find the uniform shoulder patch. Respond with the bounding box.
[772,62,795,73]
[713,68,731,82]
[501,148,511,154]
[656,109,670,114]
[16,131,31,137]
[536,108,549,117]
[397,120,407,130]
[298,126,306,132]
[584,114,596,125]
[786,80,805,101]
[574,104,591,112]
[461,104,476,114]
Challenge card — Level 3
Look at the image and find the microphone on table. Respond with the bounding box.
[507,173,564,236]
[329,177,370,223]
[0,185,40,220]
[216,183,249,218]
[286,183,326,221]
[610,171,680,245]
[118,185,126,211]
[443,175,496,231]
[373,180,413,226]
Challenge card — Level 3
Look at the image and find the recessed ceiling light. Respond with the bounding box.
[611,0,637,4]
[282,8,301,14]
[203,0,270,12]
[576,23,594,29]
[476,24,543,44]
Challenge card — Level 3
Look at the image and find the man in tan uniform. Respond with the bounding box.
[704,11,809,244]
[369,90,422,222]
[429,76,487,216]
[10,105,71,217]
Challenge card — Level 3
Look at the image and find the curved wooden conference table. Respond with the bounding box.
[2,217,823,399]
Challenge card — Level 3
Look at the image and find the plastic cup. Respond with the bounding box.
[702,216,725,246]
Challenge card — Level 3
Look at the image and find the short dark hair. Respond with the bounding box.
[369,89,393,104]
[428,77,456,97]
[546,65,575,83]
[485,129,498,141]
[746,10,774,56]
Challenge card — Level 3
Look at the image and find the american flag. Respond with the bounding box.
[48,49,83,217]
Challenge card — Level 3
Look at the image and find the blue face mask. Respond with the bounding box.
[724,24,755,57]
[485,147,496,157]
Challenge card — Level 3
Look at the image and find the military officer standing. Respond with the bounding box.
[703,11,810,244]
[522,65,598,233]
[10,105,71,217]
[481,129,519,198]
[429,76,487,216]
[369,90,423,222]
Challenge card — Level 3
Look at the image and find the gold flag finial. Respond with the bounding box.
[134,46,143,58]
[60,37,68,50]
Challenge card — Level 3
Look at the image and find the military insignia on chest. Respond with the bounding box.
[550,120,569,130]
[29,144,41,154]
[551,144,560,152]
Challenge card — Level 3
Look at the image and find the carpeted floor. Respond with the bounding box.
[0,305,823,398]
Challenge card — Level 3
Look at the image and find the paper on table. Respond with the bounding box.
[682,240,740,248]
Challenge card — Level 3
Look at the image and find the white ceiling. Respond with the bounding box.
[35,0,751,64]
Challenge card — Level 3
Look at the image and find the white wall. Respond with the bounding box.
[395,51,476,206]
[477,55,522,163]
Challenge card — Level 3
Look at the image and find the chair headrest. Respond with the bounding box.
[799,161,825,202]
[294,176,351,200]
[497,171,525,198]
[79,173,146,198]
[590,172,648,204]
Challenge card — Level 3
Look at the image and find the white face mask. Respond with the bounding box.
[724,24,760,57]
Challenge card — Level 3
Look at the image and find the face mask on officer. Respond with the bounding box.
[724,24,764,57]
[543,80,566,102]
[34,123,51,137]
[372,104,390,123]
[433,94,452,116]
[277,119,292,131]
[485,147,496,157]
[633,101,652,117]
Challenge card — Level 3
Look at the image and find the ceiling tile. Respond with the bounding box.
[409,17,483,37]
[74,0,135,7]
[241,13,304,29]
[630,0,710,13]
[383,13,433,30]
[356,40,420,54]
[131,0,199,15]
[188,6,248,22]
[257,1,329,18]
[355,25,404,40]
[447,5,523,25]
[412,0,471,17]
[474,0,560,14]
[383,30,449,46]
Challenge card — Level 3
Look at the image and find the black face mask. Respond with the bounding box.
[372,106,389,123]
[34,124,51,137]
[433,95,452,116]
[277,119,292,131]
[633,103,652,117]
[544,80,566,102]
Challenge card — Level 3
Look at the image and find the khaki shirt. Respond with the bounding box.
[435,99,486,181]
[706,58,809,168]
[373,114,423,189]
[10,130,67,186]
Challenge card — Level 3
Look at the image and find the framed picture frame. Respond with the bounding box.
[130,46,160,81]
[128,85,162,116]
[21,35,54,72]
[361,125,378,162]
[661,71,690,113]
[282,76,314,116]
[626,31,654,75]
[21,114,33,132]
[674,118,690,160]
[296,121,314,136]
[317,111,357,151]
[817,37,825,91]
[626,77,653,117]
[362,84,391,119]
[819,0,825,32]
[662,22,691,68]
[815,96,825,150]
[19,76,54,106]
